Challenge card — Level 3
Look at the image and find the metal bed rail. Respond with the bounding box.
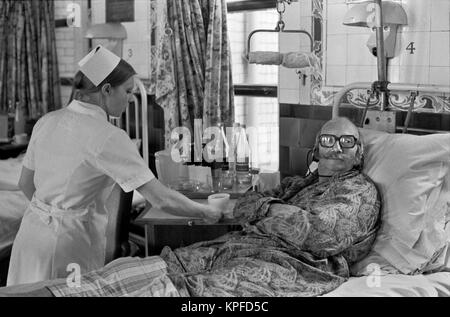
[110,77,149,166]
[332,82,450,119]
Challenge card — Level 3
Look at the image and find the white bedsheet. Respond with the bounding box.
[324,272,450,297]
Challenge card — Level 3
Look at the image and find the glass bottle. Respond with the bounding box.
[235,124,252,186]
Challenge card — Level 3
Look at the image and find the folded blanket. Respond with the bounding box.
[47,256,180,297]
[248,51,320,73]
[282,52,313,68]
[248,51,283,65]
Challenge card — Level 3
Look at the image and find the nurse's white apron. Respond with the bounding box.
[7,195,109,286]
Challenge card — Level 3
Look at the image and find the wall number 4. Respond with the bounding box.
[406,42,416,54]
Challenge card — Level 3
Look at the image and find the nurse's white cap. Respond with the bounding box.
[78,45,121,87]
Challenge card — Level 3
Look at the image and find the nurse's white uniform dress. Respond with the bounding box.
[7,100,155,286]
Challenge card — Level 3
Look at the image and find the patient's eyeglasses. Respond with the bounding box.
[318,134,358,149]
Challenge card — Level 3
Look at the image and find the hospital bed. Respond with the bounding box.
[2,68,450,295]
[323,82,450,296]
[2,85,450,296]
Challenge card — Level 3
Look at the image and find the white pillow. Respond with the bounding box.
[354,129,450,275]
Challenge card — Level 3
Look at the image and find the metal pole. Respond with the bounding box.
[374,0,388,110]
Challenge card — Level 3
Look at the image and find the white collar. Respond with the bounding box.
[67,99,108,122]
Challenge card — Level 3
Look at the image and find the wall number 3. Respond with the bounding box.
[406,42,416,54]
[127,49,133,59]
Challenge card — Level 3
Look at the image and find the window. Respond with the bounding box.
[227,2,279,171]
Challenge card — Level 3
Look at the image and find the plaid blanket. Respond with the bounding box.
[48,256,182,297]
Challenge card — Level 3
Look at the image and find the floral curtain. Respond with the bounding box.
[0,0,61,121]
[150,0,234,147]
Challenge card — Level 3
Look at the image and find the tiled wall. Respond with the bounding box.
[325,0,450,87]
[278,0,450,105]
[54,0,89,106]
[90,0,151,79]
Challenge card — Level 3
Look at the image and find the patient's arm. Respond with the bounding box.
[254,203,311,249]
[18,166,35,201]
[233,174,315,224]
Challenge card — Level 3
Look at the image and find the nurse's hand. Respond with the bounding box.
[202,205,223,224]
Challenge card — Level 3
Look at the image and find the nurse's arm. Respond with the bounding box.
[18,166,36,201]
[136,178,222,223]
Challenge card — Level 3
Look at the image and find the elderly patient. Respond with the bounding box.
[1,117,380,297]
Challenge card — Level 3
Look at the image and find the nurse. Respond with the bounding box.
[7,46,222,286]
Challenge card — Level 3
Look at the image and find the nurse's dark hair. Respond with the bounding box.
[69,59,136,103]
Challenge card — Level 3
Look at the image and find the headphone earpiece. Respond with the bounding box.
[312,134,321,162]
[353,142,364,170]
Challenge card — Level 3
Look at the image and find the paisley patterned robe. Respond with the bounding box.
[161,170,381,297]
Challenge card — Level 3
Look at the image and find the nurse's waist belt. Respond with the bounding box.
[30,196,91,221]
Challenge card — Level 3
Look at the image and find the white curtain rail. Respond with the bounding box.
[332,82,450,118]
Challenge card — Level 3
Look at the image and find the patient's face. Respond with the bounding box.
[318,119,360,175]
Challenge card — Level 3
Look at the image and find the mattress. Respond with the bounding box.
[323,272,450,297]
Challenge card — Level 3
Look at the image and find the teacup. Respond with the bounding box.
[207,193,232,218]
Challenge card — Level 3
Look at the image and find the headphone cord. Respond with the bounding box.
[306,149,314,176]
